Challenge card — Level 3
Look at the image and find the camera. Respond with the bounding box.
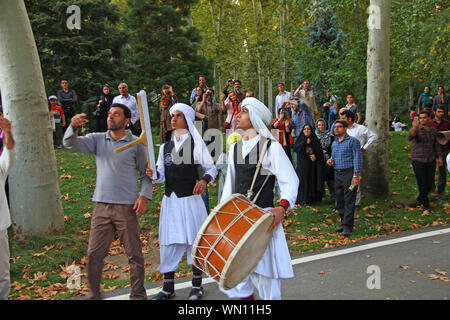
[206,92,212,100]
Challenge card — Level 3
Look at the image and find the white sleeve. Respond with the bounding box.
[447,153,450,173]
[154,144,166,183]
[0,148,15,176]
[220,144,236,202]
[363,127,379,150]
[262,141,299,210]
[201,143,218,183]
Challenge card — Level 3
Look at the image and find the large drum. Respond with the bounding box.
[192,194,274,289]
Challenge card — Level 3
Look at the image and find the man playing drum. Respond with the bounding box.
[219,97,299,300]
[147,103,217,300]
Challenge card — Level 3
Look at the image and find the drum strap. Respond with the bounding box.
[246,139,272,203]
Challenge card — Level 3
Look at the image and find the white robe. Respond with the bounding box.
[220,134,299,280]
[155,133,217,272]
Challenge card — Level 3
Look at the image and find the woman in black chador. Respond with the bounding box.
[93,84,113,132]
[294,123,325,205]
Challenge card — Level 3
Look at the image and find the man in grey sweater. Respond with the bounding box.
[63,103,152,300]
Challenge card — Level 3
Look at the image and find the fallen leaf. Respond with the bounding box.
[428,274,440,280]
[43,245,54,252]
[83,212,92,219]
[32,252,47,258]
[399,265,409,270]
[435,269,447,276]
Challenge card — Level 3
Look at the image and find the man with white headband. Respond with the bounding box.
[220,97,299,300]
[147,103,217,300]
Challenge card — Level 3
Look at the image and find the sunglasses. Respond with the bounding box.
[418,117,428,119]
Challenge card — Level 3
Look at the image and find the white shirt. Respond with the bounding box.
[347,123,379,151]
[154,133,217,184]
[275,92,293,115]
[393,122,407,131]
[447,153,450,173]
[221,135,298,209]
[112,94,139,125]
[0,148,15,231]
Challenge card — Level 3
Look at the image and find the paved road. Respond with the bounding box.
[101,224,449,301]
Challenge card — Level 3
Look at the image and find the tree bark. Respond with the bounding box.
[363,0,392,198]
[0,0,64,236]
[280,0,286,83]
[252,0,263,100]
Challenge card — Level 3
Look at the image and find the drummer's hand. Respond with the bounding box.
[133,196,148,216]
[193,180,207,195]
[267,207,286,233]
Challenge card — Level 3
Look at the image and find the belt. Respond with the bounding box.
[335,168,353,173]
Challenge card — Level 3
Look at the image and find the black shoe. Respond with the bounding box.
[342,229,352,237]
[355,205,361,210]
[334,226,344,233]
[422,204,431,210]
[151,291,175,300]
[188,287,204,300]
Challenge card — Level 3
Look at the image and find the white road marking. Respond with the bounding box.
[105,227,450,300]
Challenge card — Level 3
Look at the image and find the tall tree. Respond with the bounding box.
[125,0,212,109]
[0,0,65,236]
[296,0,347,103]
[363,0,392,198]
[25,0,126,132]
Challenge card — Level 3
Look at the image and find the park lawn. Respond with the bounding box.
[7,131,449,300]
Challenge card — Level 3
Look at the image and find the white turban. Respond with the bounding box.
[169,103,214,165]
[241,97,277,141]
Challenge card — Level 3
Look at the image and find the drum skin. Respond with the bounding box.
[192,194,274,289]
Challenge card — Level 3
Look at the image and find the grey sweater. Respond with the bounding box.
[63,126,152,204]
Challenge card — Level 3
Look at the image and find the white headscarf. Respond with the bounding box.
[169,103,214,165]
[241,97,277,141]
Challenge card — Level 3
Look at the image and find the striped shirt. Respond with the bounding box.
[331,134,362,173]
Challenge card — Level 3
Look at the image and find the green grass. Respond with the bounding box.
[7,131,449,299]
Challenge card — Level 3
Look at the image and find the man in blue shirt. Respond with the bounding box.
[327,119,362,237]
[190,75,210,105]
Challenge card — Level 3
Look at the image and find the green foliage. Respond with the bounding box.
[25,0,126,131]
[125,0,213,101]
[296,0,348,106]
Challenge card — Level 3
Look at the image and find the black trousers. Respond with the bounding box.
[334,168,356,231]
[437,151,448,193]
[412,160,436,206]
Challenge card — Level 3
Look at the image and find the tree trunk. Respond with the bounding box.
[408,82,414,107]
[0,0,64,236]
[268,75,273,116]
[280,0,286,83]
[252,0,263,100]
[210,0,224,92]
[363,0,392,198]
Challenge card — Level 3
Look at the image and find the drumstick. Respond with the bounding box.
[113,91,157,180]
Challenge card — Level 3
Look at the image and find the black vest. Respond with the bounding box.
[234,138,275,208]
[164,136,199,198]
